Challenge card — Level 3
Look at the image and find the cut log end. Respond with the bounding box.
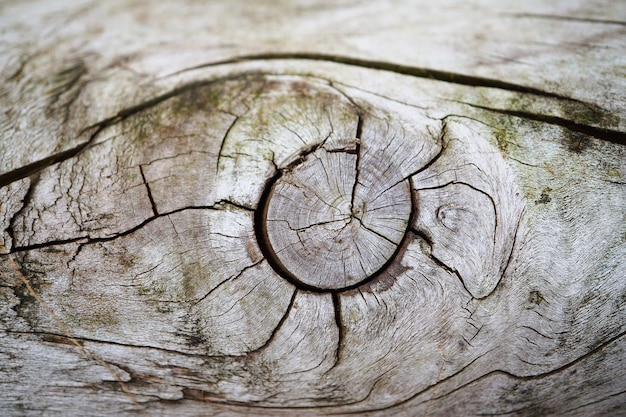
[259,146,412,291]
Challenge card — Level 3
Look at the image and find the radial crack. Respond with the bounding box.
[246,288,298,355]
[216,115,239,175]
[411,226,474,298]
[331,292,344,369]
[349,115,363,216]
[139,165,158,216]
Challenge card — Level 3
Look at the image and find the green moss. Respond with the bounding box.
[62,301,120,329]
[494,129,509,153]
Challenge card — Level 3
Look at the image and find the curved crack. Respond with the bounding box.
[411,227,474,299]
[162,53,584,103]
[245,288,298,356]
[193,259,265,305]
[215,115,239,175]
[350,329,626,414]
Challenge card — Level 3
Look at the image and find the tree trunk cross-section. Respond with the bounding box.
[1,1,626,417]
[259,124,414,291]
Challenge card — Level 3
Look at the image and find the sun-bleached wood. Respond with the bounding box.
[263,145,412,290]
[1,1,625,416]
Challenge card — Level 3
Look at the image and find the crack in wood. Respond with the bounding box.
[3,202,251,254]
[349,115,363,219]
[397,330,626,414]
[337,353,489,415]
[506,13,626,27]
[331,292,344,370]
[215,115,240,175]
[3,65,622,415]
[459,102,626,146]
[0,243,144,410]
[0,74,252,188]
[193,259,265,305]
[245,288,298,356]
[412,228,474,299]
[139,165,158,216]
[558,389,626,415]
[414,179,499,245]
[163,53,585,103]
[257,136,414,291]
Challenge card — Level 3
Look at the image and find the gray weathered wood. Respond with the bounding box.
[1,1,625,416]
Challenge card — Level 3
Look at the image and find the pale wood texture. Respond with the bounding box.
[1,1,625,416]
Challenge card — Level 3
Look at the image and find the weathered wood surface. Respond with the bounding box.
[1,1,625,416]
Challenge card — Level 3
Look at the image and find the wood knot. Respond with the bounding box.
[257,146,412,291]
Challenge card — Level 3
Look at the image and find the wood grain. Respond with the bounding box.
[1,1,625,416]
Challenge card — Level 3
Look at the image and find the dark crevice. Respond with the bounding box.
[411,177,517,301]
[165,53,582,102]
[246,288,298,356]
[412,227,433,247]
[193,259,265,305]
[5,225,15,244]
[216,115,239,175]
[5,202,249,254]
[4,329,234,360]
[349,115,363,217]
[416,232,474,299]
[254,138,363,293]
[281,140,327,172]
[415,177,499,249]
[462,103,626,146]
[327,80,365,119]
[326,145,358,155]
[2,67,618,191]
[331,292,344,369]
[255,176,327,293]
[506,13,626,27]
[66,239,85,271]
[214,199,255,212]
[0,142,96,189]
[487,211,523,301]
[398,119,448,187]
[559,389,626,415]
[254,169,317,291]
[354,217,397,246]
[413,179,493,210]
[139,165,158,216]
[521,325,554,340]
[7,174,39,249]
[8,173,38,226]
[256,145,417,293]
[508,156,538,168]
[0,74,249,188]
[355,112,364,140]
[338,353,489,414]
[181,331,626,413]
[280,218,349,233]
[382,329,626,414]
[3,236,89,254]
